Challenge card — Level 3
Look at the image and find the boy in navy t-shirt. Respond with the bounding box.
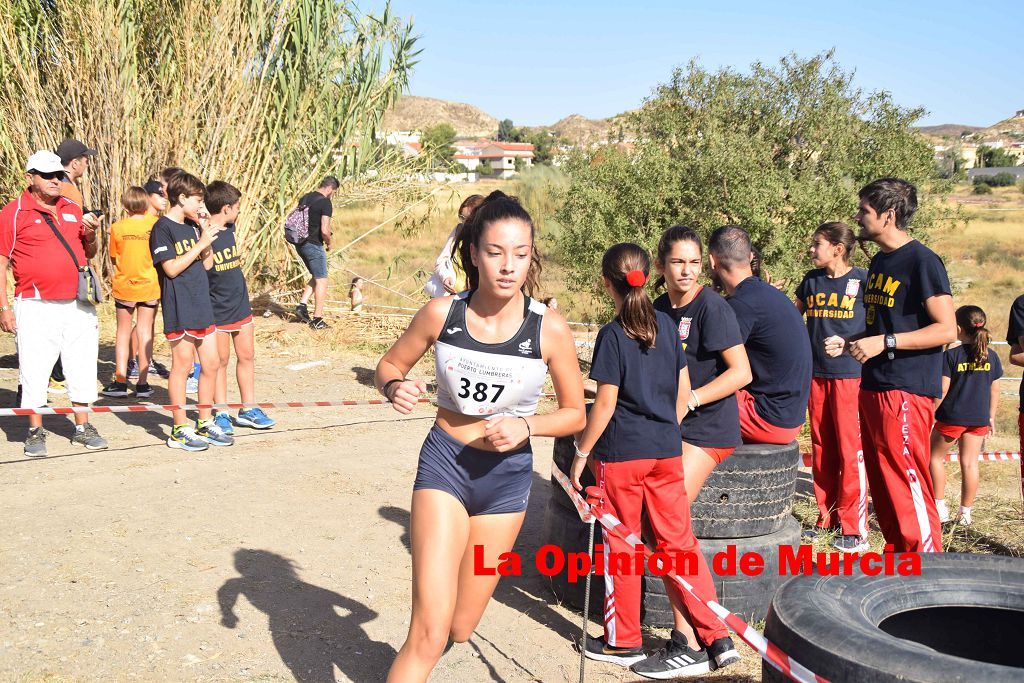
[1006,294,1024,463]
[150,172,233,451]
[707,225,812,445]
[825,178,956,553]
[930,306,1002,527]
[204,181,275,436]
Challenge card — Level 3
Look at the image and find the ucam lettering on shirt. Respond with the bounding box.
[864,272,903,324]
[803,290,858,319]
[173,237,198,256]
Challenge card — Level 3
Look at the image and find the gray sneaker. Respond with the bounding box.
[24,427,48,457]
[167,425,208,452]
[71,423,108,450]
[196,420,234,447]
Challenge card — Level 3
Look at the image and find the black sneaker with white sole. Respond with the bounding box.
[707,635,741,671]
[832,534,870,552]
[630,630,709,679]
[294,302,311,323]
[582,635,646,667]
[101,381,129,397]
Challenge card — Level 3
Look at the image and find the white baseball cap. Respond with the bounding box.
[26,150,64,174]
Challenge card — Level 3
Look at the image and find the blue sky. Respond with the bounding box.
[368,0,1023,128]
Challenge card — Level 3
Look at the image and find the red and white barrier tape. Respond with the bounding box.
[0,392,561,418]
[550,464,828,683]
[800,451,1020,466]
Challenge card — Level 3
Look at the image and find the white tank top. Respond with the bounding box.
[434,292,549,418]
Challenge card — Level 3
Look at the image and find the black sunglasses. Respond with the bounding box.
[31,170,63,180]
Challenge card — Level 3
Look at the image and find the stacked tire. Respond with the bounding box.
[545,436,801,624]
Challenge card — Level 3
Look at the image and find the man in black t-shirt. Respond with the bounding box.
[707,226,812,445]
[825,178,956,553]
[293,176,338,329]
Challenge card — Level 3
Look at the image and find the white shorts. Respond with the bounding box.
[15,298,99,408]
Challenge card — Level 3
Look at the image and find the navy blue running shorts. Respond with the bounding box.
[414,424,532,516]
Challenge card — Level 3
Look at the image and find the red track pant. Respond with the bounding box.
[859,389,943,553]
[595,457,727,648]
[808,377,868,537]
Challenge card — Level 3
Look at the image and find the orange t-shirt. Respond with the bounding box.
[60,179,84,206]
[109,214,160,302]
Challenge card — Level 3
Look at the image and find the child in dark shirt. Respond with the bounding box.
[571,243,738,679]
[929,306,1001,526]
[204,181,275,434]
[149,172,232,451]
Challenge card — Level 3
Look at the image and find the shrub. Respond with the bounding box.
[478,161,493,176]
[974,183,993,194]
[973,172,1018,187]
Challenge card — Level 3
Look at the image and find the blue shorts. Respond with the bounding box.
[296,241,328,279]
[414,424,532,516]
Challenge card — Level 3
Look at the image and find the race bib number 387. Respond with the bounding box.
[445,355,525,415]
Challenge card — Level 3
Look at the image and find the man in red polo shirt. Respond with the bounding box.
[0,150,108,456]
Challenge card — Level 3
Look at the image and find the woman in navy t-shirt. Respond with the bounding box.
[795,222,870,551]
[929,305,1002,527]
[570,243,739,677]
[652,226,752,500]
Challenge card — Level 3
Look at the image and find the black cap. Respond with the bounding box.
[143,180,164,195]
[55,139,97,166]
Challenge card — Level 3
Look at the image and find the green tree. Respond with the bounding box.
[478,161,493,176]
[977,146,1018,168]
[525,130,555,164]
[556,51,951,292]
[421,123,457,163]
[497,119,516,141]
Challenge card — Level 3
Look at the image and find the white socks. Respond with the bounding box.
[935,499,949,523]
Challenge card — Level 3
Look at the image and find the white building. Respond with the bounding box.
[453,140,534,179]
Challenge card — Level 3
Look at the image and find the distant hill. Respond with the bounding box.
[382,95,498,138]
[537,114,632,148]
[981,113,1024,136]
[915,123,984,139]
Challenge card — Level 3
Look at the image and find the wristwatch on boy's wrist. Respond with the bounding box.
[885,334,897,360]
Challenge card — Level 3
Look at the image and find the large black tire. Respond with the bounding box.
[689,441,800,538]
[762,553,1024,682]
[543,497,801,625]
[550,436,800,539]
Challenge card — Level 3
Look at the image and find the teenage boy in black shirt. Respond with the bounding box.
[825,178,956,553]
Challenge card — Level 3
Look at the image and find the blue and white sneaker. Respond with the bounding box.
[185,375,199,395]
[167,425,208,452]
[213,411,235,436]
[236,407,275,429]
[196,419,234,447]
[127,358,140,381]
[150,359,171,379]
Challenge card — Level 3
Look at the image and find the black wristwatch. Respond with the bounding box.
[884,334,897,360]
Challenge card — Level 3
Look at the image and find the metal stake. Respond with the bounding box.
[579,516,597,683]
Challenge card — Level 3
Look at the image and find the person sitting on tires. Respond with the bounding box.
[708,225,812,445]
[572,243,740,680]
[653,225,752,499]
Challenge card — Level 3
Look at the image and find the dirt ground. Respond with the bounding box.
[0,315,763,682]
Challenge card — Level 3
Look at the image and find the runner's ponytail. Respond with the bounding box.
[603,243,657,350]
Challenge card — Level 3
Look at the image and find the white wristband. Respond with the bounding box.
[573,440,590,459]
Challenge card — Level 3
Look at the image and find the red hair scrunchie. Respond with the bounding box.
[625,269,647,287]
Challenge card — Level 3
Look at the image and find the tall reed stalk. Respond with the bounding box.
[0,0,426,286]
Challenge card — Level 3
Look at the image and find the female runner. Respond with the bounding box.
[376,191,585,682]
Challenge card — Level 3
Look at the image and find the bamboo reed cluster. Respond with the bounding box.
[0,0,427,285]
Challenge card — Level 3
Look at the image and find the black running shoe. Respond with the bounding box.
[309,316,329,330]
[294,302,311,323]
[134,382,154,398]
[707,635,741,671]
[101,381,129,397]
[582,635,646,667]
[630,630,709,679]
